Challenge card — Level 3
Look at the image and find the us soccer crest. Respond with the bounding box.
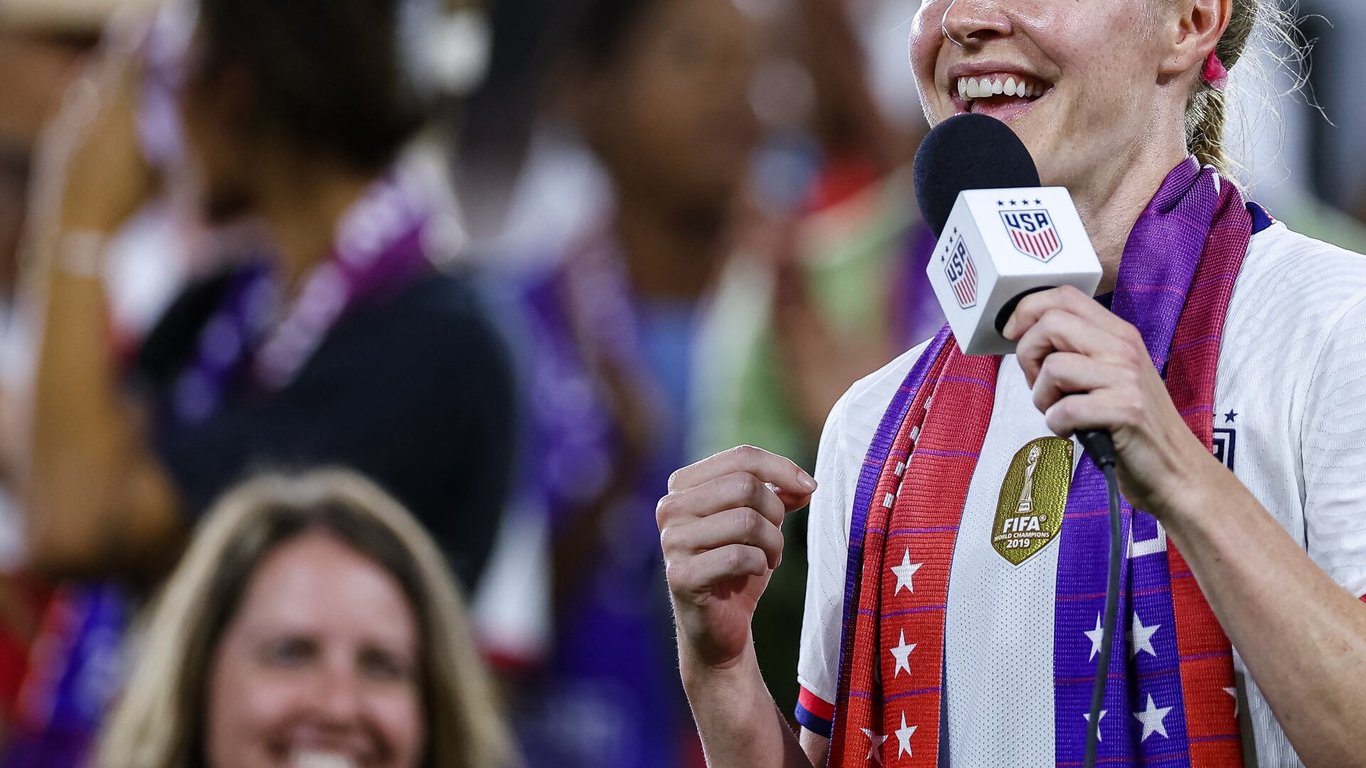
[942,230,978,309]
[1000,208,1062,262]
[1214,409,1238,470]
[992,437,1073,565]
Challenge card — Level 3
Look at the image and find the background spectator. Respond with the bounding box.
[494,0,760,764]
[14,0,513,587]
[100,469,512,768]
[0,0,514,762]
[0,5,137,754]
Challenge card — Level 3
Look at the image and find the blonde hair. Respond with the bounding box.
[1184,0,1301,174]
[98,470,514,768]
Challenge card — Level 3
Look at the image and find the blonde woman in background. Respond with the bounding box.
[100,470,513,768]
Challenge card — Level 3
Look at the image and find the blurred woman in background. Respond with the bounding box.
[100,469,512,768]
[18,0,513,589]
[504,0,760,764]
[2,0,513,761]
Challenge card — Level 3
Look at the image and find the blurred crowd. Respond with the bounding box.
[0,0,1361,765]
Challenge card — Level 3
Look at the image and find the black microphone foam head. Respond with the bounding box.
[913,113,1041,236]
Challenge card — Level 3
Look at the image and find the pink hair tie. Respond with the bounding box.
[1203,50,1229,91]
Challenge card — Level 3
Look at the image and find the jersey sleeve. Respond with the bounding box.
[794,387,855,737]
[793,339,934,736]
[1301,288,1366,599]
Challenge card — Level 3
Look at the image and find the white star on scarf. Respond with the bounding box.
[861,728,888,764]
[890,630,916,677]
[1082,709,1107,742]
[895,712,917,758]
[1084,613,1105,661]
[1130,611,1160,658]
[1133,694,1173,742]
[891,549,923,595]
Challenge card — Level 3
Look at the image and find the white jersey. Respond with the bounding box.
[795,220,1366,767]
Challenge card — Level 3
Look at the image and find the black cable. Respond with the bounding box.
[1083,460,1123,768]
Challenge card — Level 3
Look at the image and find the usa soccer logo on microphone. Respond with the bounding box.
[943,232,978,309]
[1000,208,1062,262]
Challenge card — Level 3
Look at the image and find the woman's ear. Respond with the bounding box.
[1158,0,1233,78]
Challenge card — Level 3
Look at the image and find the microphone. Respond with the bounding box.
[914,113,1114,468]
[916,116,1120,768]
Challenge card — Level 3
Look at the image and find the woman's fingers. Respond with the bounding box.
[661,506,787,570]
[667,445,816,503]
[1029,352,1134,415]
[1042,388,1147,441]
[659,470,787,527]
[658,471,790,571]
[657,444,816,655]
[658,447,814,605]
[1014,308,1112,386]
[667,544,770,595]
[1004,284,1133,341]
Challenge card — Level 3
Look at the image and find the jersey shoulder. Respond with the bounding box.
[1238,223,1366,316]
[830,337,936,441]
[1225,224,1366,373]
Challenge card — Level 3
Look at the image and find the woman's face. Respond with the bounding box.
[584,0,761,213]
[206,533,425,768]
[174,42,258,224]
[909,0,1182,194]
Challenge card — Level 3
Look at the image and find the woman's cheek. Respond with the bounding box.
[207,657,297,767]
[373,685,425,766]
[908,6,951,119]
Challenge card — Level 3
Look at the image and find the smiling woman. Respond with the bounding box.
[658,0,1366,766]
[97,470,513,768]
[909,0,1271,279]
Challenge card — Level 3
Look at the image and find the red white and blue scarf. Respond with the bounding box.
[828,158,1253,766]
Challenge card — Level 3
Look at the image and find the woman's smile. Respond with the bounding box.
[946,64,1054,121]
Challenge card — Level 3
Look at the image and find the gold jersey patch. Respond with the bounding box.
[992,436,1073,565]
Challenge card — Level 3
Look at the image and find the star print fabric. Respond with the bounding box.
[801,193,1366,767]
[824,160,1250,767]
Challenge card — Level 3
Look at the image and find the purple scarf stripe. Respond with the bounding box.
[1054,160,1245,767]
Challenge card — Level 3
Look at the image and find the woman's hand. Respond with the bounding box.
[1003,285,1220,517]
[658,445,816,670]
[32,33,155,237]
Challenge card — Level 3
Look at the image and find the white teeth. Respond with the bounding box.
[957,75,1045,102]
[291,751,358,768]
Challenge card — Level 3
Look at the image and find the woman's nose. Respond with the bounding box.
[940,0,1013,48]
[313,662,365,724]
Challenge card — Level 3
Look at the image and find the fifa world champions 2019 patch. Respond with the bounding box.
[992,437,1073,565]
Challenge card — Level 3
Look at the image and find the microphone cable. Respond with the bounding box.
[1078,431,1120,768]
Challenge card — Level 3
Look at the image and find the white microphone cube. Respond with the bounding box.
[926,187,1103,356]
